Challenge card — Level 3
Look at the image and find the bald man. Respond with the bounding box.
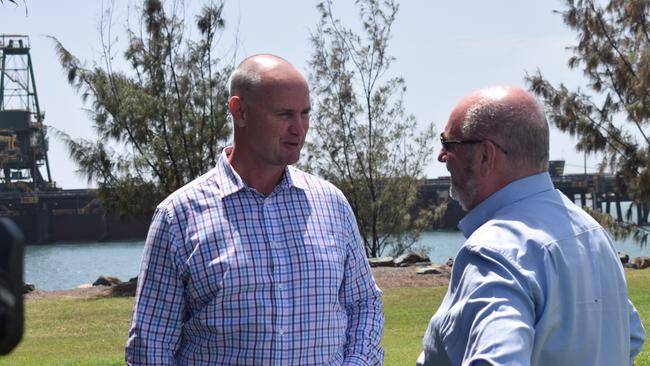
[417,86,645,365]
[125,54,384,365]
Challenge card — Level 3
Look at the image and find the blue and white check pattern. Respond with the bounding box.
[125,149,384,365]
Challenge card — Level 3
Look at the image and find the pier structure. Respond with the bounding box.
[0,189,149,243]
[419,168,649,228]
[552,174,649,225]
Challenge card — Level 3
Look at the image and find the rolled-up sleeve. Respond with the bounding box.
[125,206,185,365]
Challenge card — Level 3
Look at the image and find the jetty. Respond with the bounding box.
[419,160,648,228]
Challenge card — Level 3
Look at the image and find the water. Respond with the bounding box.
[25,231,650,291]
[25,240,145,291]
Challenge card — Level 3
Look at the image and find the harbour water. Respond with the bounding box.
[25,230,650,291]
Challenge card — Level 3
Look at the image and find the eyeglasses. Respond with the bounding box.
[439,133,509,155]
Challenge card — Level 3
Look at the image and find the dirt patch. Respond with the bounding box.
[25,286,112,300]
[25,267,450,301]
[372,266,450,289]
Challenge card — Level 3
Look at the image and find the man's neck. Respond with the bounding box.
[472,164,544,210]
[227,147,285,196]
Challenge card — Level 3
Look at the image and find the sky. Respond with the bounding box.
[0,0,598,189]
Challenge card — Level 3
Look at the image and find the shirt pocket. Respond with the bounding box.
[295,233,345,297]
[185,228,272,309]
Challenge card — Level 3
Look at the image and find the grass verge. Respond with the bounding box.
[0,297,132,366]
[1,271,649,365]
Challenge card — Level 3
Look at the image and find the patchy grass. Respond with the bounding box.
[382,287,446,365]
[626,269,650,365]
[0,297,132,366]
[2,270,650,365]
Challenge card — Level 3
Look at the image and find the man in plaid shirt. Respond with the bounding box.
[125,54,384,365]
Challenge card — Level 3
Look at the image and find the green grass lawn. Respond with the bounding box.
[627,270,650,366]
[2,271,650,365]
[0,297,132,366]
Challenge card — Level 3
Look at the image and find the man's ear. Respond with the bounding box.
[478,141,497,176]
[229,96,246,128]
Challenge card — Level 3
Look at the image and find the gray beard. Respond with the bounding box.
[449,178,478,211]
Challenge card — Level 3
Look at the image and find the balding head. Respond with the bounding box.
[229,54,307,98]
[451,85,549,172]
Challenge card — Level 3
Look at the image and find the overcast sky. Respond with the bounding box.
[0,0,596,189]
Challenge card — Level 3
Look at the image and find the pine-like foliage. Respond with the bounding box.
[53,0,233,218]
[527,0,650,244]
[307,0,436,257]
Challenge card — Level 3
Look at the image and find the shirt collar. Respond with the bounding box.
[216,147,309,198]
[215,147,247,198]
[285,165,310,191]
[458,172,555,238]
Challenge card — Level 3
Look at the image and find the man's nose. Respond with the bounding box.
[289,115,307,136]
[438,148,447,163]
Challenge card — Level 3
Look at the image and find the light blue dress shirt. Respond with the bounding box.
[418,172,645,366]
[125,149,384,365]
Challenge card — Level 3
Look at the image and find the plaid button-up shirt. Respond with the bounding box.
[126,149,384,365]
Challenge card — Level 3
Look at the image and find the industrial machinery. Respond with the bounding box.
[0,35,53,192]
[0,35,149,243]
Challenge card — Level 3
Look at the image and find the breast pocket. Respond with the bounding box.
[185,228,272,309]
[296,233,345,295]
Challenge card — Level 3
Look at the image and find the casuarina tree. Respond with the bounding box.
[53,0,233,217]
[527,0,650,244]
[307,0,436,257]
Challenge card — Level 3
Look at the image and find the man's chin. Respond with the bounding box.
[283,153,301,166]
[450,186,473,211]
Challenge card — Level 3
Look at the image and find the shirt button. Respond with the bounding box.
[279,328,286,335]
[278,283,284,289]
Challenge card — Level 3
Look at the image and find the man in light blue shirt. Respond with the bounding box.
[417,86,645,365]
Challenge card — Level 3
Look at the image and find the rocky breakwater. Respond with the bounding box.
[23,275,139,300]
[368,251,453,288]
[368,250,647,289]
[90,275,139,296]
[620,252,650,270]
[369,251,452,275]
[372,251,650,271]
[369,251,453,272]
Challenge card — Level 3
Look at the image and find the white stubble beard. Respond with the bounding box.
[449,175,478,211]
